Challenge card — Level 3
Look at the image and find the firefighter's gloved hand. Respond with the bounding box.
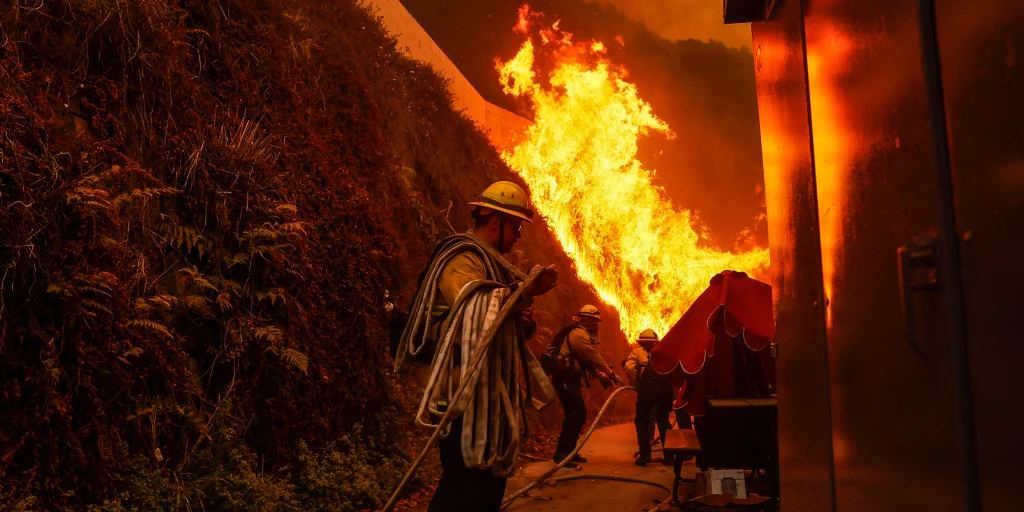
[526,264,559,297]
[611,374,626,386]
[597,374,613,389]
[520,306,534,323]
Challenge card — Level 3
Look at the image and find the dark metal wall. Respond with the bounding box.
[750,1,835,511]
[933,1,1024,510]
[750,0,1024,510]
[803,0,968,508]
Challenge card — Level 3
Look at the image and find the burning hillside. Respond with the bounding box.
[497,7,770,341]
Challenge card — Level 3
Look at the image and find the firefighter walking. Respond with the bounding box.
[393,181,559,512]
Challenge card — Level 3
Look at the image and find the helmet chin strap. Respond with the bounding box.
[497,216,506,254]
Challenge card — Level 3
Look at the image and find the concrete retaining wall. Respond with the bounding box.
[362,0,532,150]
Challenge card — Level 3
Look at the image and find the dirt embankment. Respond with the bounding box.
[0,1,628,510]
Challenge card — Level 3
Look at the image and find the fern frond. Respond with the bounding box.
[218,279,242,294]
[243,227,279,243]
[277,222,309,235]
[255,287,288,306]
[159,219,207,256]
[118,346,144,364]
[128,319,175,339]
[81,299,112,316]
[275,204,298,215]
[75,272,118,293]
[280,348,308,375]
[97,165,127,180]
[215,291,234,311]
[81,200,110,210]
[181,295,214,316]
[79,285,113,298]
[250,326,284,344]
[148,295,175,310]
[182,270,219,294]
[111,187,177,209]
[67,187,111,207]
[224,252,250,268]
[99,236,121,248]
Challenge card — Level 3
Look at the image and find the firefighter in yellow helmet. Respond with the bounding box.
[548,304,625,465]
[625,329,687,466]
[396,181,559,512]
[464,180,535,252]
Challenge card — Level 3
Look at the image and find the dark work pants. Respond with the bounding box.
[553,373,587,460]
[635,380,674,459]
[427,417,507,512]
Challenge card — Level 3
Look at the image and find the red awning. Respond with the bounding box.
[649,270,776,415]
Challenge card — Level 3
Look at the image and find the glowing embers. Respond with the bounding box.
[497,6,770,341]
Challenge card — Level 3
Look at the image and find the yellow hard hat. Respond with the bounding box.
[468,181,535,223]
[577,305,602,322]
[638,329,659,342]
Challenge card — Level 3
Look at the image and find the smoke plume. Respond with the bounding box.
[602,0,753,49]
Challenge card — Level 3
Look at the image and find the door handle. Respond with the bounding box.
[897,239,940,360]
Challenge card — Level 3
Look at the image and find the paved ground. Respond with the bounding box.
[504,422,698,511]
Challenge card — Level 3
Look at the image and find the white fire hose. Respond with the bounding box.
[382,269,544,512]
[500,385,674,510]
[382,267,673,510]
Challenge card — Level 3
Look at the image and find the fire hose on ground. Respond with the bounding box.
[383,380,674,511]
[384,380,677,512]
[499,385,673,510]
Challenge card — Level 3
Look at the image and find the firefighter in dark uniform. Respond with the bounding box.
[626,329,688,465]
[552,305,625,464]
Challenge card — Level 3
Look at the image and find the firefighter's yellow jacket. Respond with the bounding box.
[624,344,651,386]
[559,325,616,381]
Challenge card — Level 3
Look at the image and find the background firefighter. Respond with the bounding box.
[551,305,626,464]
[625,329,688,466]
[393,181,559,512]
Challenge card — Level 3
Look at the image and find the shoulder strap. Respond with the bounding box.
[548,325,577,354]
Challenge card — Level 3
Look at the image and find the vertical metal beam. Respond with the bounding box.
[913,1,981,510]
[795,2,838,509]
[752,0,837,506]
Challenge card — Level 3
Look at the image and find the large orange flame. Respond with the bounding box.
[497,8,770,342]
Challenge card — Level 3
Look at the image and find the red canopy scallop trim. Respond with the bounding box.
[650,270,773,376]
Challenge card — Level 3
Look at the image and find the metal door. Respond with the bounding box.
[801,0,970,509]
[752,0,837,510]
[931,1,1024,510]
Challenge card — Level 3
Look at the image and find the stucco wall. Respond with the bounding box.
[362,0,531,150]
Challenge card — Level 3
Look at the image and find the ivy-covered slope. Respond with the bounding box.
[0,1,621,509]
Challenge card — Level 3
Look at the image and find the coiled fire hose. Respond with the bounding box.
[382,268,543,512]
[499,386,674,510]
[382,266,673,510]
